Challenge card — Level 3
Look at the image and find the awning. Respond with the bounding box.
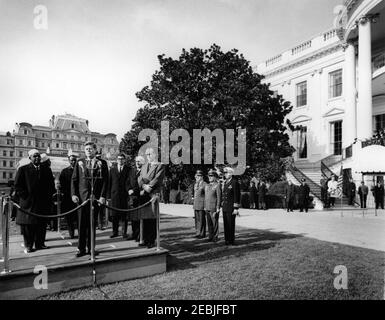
[357,145,385,173]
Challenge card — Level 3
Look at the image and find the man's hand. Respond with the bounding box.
[143,185,152,193]
[128,190,134,196]
[232,209,239,216]
[140,190,145,196]
[99,197,106,205]
[72,195,79,204]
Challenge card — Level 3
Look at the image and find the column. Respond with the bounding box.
[343,43,357,148]
[357,16,373,140]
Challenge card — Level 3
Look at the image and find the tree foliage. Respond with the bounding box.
[120,44,295,182]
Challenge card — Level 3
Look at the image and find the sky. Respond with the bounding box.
[0,0,342,140]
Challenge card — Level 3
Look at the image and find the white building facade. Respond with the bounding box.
[256,0,385,199]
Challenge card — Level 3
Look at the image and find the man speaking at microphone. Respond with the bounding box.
[71,142,108,258]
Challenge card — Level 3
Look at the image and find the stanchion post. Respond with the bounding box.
[1,196,11,274]
[156,196,160,251]
[0,192,4,262]
[139,219,144,245]
[57,185,61,234]
[90,193,95,263]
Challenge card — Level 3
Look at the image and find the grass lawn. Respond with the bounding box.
[38,213,385,300]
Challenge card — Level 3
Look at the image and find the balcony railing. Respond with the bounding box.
[291,41,312,55]
[373,52,385,73]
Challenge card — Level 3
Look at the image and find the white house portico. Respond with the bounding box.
[256,0,385,206]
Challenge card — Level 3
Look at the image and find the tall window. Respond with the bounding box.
[331,121,343,155]
[297,126,308,159]
[3,161,6,167]
[71,123,75,129]
[375,114,385,132]
[19,151,23,157]
[28,140,32,146]
[10,161,14,168]
[63,142,67,149]
[2,172,6,179]
[24,129,28,135]
[329,69,342,98]
[19,140,23,146]
[296,81,307,107]
[56,143,60,148]
[9,173,13,179]
[10,151,14,157]
[3,151,6,156]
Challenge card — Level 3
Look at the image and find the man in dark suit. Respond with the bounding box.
[71,142,109,257]
[192,170,207,238]
[373,181,384,210]
[285,180,296,213]
[358,181,369,209]
[298,178,310,213]
[221,167,240,246]
[108,153,130,238]
[138,148,165,248]
[131,155,145,242]
[204,169,221,242]
[347,178,356,206]
[59,155,78,239]
[14,149,55,253]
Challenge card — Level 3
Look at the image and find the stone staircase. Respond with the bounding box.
[287,156,358,210]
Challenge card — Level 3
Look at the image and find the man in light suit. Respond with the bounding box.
[71,142,109,257]
[131,155,145,242]
[204,169,221,242]
[14,149,55,253]
[138,148,165,248]
[192,170,207,239]
[221,167,240,246]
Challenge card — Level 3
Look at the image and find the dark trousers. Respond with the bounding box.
[77,202,98,253]
[194,210,206,237]
[206,211,219,241]
[258,199,266,210]
[329,197,336,207]
[223,211,236,244]
[35,220,47,248]
[63,202,77,238]
[143,218,156,245]
[360,195,367,208]
[20,224,37,250]
[132,220,140,240]
[375,197,384,209]
[299,198,308,212]
[348,194,355,206]
[112,214,128,236]
[286,198,294,212]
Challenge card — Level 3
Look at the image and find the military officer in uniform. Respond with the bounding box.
[204,169,221,242]
[221,167,240,246]
[192,170,207,239]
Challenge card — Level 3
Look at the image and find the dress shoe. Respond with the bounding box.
[76,251,87,258]
[87,250,99,256]
[138,242,147,247]
[36,245,49,250]
[147,242,156,249]
[212,238,219,243]
[110,234,119,239]
[225,241,230,245]
[122,234,129,239]
[24,248,35,254]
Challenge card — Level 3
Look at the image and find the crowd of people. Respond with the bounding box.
[12,143,165,257]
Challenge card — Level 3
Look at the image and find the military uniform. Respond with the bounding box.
[221,177,240,245]
[204,179,221,242]
[193,179,207,238]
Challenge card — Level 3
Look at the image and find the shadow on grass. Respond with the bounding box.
[159,215,302,272]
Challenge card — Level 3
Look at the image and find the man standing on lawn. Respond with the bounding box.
[192,170,207,239]
[221,167,240,246]
[204,169,222,242]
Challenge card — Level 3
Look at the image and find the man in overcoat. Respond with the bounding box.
[14,149,55,253]
[138,148,165,248]
[59,154,78,239]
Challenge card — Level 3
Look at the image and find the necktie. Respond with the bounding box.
[147,163,151,173]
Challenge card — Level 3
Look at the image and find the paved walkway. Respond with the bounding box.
[160,204,385,252]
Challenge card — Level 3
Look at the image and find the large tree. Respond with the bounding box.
[120,44,294,182]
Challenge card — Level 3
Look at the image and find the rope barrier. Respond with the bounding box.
[98,196,157,213]
[12,199,90,219]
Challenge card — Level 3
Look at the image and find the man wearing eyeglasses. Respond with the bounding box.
[14,149,55,253]
[138,148,165,248]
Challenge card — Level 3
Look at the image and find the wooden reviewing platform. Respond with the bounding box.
[0,229,168,300]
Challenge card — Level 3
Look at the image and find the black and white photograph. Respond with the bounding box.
[0,0,385,305]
